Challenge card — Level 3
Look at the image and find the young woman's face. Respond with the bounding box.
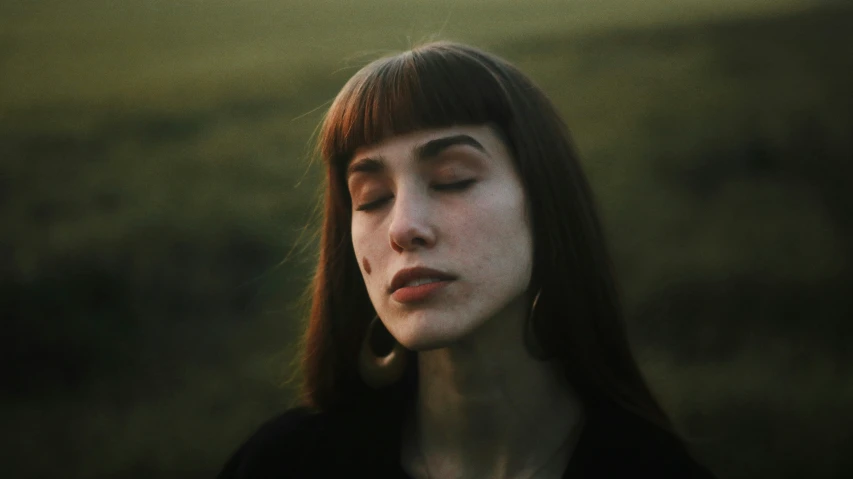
[348,125,534,351]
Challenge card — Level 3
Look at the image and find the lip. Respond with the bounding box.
[392,281,450,303]
[389,266,457,295]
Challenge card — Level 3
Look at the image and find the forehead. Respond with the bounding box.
[351,125,502,162]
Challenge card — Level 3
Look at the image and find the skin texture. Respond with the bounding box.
[349,124,534,352]
[349,125,584,478]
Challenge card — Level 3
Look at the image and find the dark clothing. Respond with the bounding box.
[218,399,717,478]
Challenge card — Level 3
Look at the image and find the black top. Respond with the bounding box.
[218,399,717,478]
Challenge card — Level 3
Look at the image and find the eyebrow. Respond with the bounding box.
[346,134,489,179]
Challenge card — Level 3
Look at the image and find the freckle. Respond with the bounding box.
[362,257,372,274]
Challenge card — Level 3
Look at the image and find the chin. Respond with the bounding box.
[390,315,475,352]
[393,327,455,352]
[400,336,455,352]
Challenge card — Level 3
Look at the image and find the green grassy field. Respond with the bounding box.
[0,0,817,111]
[2,1,852,477]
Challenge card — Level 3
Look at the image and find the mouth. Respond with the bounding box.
[389,266,456,295]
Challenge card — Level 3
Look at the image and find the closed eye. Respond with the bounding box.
[355,196,392,212]
[354,180,475,212]
[433,179,475,192]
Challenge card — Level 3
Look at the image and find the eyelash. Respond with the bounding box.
[354,179,476,212]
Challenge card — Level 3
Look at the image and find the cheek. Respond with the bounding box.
[475,189,528,236]
[351,220,368,258]
[352,222,382,282]
[468,190,533,272]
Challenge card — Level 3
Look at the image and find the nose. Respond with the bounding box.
[388,188,436,252]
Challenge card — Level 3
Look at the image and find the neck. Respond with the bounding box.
[401,300,585,479]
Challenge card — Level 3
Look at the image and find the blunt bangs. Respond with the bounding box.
[320,43,514,168]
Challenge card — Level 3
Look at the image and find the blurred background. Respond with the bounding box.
[2,0,852,477]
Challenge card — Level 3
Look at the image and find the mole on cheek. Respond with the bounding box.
[362,257,372,275]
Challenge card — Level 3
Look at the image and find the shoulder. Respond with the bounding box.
[217,407,331,479]
[574,405,718,479]
[217,405,404,479]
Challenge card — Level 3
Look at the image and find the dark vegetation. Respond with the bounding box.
[1,2,851,478]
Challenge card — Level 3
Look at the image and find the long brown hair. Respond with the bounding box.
[300,41,674,433]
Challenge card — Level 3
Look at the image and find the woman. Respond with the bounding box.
[219,42,716,478]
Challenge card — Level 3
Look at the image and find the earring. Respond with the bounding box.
[524,289,551,360]
[359,316,408,389]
